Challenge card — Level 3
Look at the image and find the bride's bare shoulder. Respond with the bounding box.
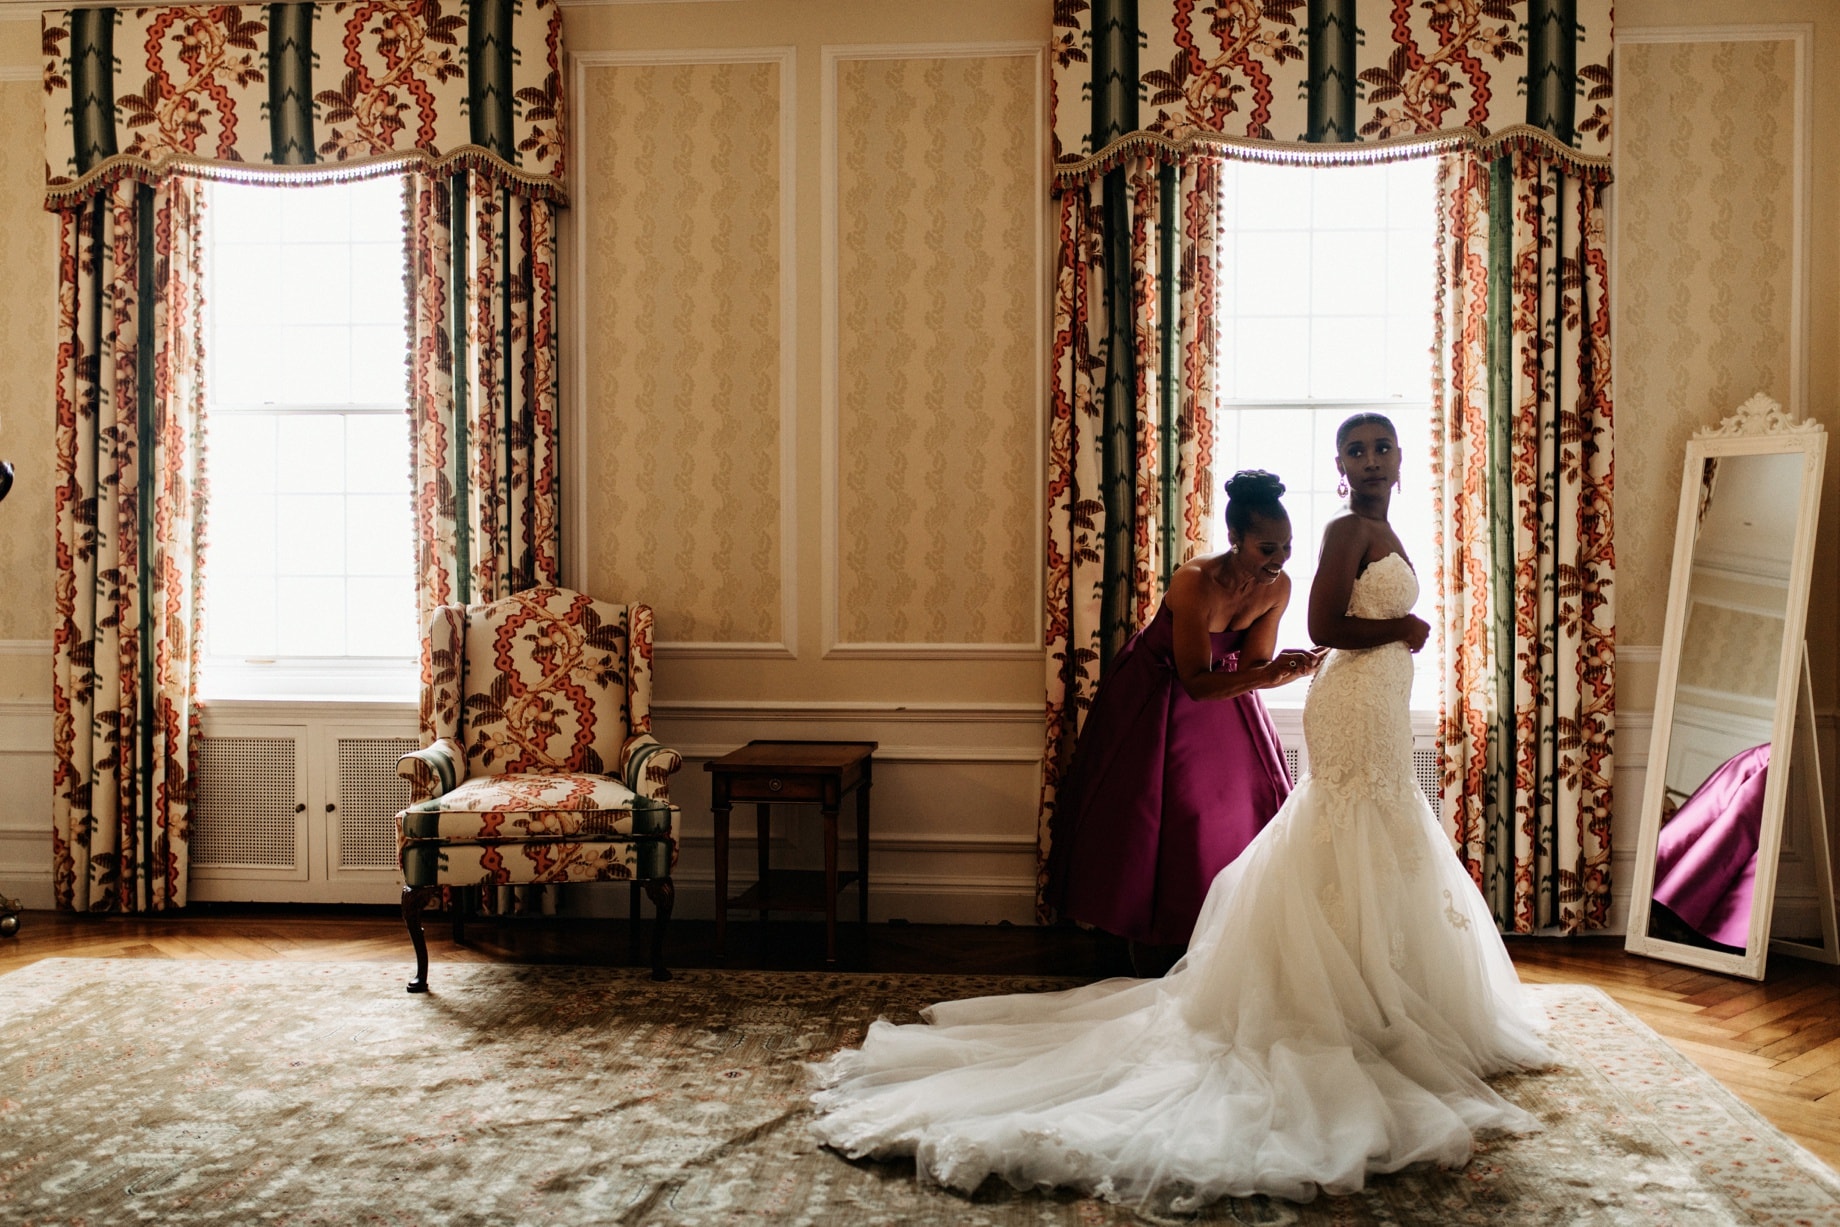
[1317,512,1374,557]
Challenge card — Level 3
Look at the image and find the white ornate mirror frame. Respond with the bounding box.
[1624,393,1835,980]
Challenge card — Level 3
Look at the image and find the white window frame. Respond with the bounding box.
[197,179,418,704]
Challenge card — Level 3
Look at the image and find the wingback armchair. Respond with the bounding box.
[395,587,682,992]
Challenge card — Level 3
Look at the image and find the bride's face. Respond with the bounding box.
[1336,424,1401,495]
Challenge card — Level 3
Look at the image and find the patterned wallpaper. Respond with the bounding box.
[1678,602,1785,700]
[835,55,1037,646]
[0,80,55,641]
[1616,39,1796,644]
[579,59,783,644]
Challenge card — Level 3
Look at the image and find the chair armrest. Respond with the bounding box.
[620,733,683,801]
[398,738,466,803]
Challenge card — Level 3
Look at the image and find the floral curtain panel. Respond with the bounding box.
[405,168,562,741]
[42,0,565,204]
[1049,0,1611,178]
[51,177,206,912]
[1037,155,1220,920]
[1434,149,1615,933]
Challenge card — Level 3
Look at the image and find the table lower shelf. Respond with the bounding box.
[725,869,863,914]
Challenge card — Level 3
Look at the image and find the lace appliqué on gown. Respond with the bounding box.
[808,552,1554,1211]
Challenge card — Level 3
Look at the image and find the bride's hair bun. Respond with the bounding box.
[1223,469,1288,535]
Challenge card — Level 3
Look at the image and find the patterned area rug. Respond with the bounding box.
[3,959,1839,1226]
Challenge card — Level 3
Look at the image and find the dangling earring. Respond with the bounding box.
[1337,476,1349,498]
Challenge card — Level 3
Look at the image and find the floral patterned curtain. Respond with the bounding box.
[1037,150,1221,920]
[1049,0,1612,180]
[1433,148,1615,933]
[42,1,564,203]
[42,0,566,914]
[405,168,562,739]
[51,177,206,912]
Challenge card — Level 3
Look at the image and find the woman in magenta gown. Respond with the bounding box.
[1045,470,1320,958]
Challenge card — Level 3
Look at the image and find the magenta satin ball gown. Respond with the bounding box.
[1045,601,1293,947]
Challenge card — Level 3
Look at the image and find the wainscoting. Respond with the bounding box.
[4,678,1836,931]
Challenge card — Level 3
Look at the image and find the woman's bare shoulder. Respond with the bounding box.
[1318,512,1373,554]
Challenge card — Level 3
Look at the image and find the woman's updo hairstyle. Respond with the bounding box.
[1223,469,1288,537]
[1335,411,1397,449]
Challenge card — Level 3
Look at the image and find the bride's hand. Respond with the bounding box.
[1400,615,1431,652]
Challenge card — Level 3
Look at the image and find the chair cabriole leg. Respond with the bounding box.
[403,885,437,993]
[644,877,675,981]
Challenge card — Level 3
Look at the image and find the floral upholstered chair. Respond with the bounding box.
[395,587,682,992]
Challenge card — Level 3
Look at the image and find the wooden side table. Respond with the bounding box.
[706,740,876,964]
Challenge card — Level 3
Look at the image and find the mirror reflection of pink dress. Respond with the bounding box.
[1044,603,1293,946]
[811,556,1551,1208]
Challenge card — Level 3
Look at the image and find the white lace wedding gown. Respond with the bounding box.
[809,554,1553,1208]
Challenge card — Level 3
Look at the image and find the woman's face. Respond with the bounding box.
[1336,423,1401,495]
[1232,511,1293,584]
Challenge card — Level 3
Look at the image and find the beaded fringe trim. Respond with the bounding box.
[44,146,569,211]
[1054,124,1613,188]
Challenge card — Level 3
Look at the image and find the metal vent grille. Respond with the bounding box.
[1283,746,1302,785]
[1412,745,1443,812]
[337,737,420,870]
[193,737,299,869]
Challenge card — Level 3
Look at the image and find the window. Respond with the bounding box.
[1212,158,1440,710]
[201,177,417,698]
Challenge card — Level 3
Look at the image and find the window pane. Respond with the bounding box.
[208,414,276,492]
[1236,163,1311,229]
[346,176,405,242]
[346,415,411,494]
[210,497,275,578]
[207,575,276,657]
[1311,163,1387,230]
[275,416,345,493]
[213,243,282,327]
[346,495,413,575]
[349,244,406,326]
[1236,231,1309,316]
[281,186,350,244]
[1233,317,1311,400]
[280,325,353,405]
[202,176,422,681]
[349,325,408,404]
[1385,313,1434,401]
[278,244,351,325]
[276,494,346,575]
[212,325,283,406]
[277,577,348,655]
[1386,159,1436,225]
[346,578,418,657]
[1310,230,1387,316]
[1309,316,1386,399]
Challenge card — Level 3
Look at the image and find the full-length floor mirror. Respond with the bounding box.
[1625,394,1836,980]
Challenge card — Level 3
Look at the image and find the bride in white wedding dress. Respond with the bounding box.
[808,415,1554,1210]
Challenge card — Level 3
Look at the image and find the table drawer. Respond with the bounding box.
[724,772,827,802]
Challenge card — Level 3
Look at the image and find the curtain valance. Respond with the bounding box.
[42,0,565,208]
[1052,0,1611,185]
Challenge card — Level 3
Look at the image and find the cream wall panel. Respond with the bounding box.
[0,702,54,910]
[827,49,1041,654]
[1615,37,1798,647]
[576,54,790,650]
[0,78,57,671]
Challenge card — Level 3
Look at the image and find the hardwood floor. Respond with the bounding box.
[3,906,1837,1169]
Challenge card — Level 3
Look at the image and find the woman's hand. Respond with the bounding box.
[1262,649,1320,686]
[1400,615,1431,652]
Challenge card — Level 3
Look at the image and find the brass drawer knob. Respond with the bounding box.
[768,778,783,792]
